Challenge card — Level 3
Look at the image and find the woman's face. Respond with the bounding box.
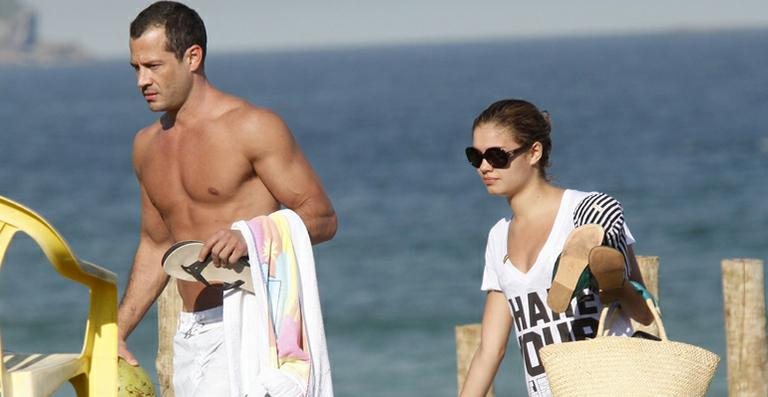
[471,123,535,197]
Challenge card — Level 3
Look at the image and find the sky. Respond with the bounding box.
[21,0,768,59]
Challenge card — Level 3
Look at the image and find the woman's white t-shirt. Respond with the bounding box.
[481,189,635,397]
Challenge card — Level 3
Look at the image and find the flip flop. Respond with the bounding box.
[587,245,626,304]
[547,224,604,313]
[162,240,254,293]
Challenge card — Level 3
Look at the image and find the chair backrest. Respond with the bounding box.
[0,328,7,395]
[0,220,21,394]
[0,198,93,285]
[0,195,118,396]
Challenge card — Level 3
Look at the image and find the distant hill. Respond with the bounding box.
[1,0,89,65]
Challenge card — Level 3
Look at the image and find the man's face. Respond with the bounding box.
[129,27,192,112]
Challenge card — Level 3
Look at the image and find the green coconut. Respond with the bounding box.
[117,358,156,397]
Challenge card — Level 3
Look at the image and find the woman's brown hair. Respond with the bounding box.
[473,99,553,180]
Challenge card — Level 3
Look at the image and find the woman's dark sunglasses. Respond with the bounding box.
[465,146,529,168]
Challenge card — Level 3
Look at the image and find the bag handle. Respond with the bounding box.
[596,298,667,340]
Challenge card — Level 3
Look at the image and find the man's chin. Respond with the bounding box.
[147,102,165,112]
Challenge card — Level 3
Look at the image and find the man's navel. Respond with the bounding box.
[208,187,220,196]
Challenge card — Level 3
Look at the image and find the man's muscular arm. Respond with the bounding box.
[118,185,172,364]
[118,131,173,365]
[245,109,337,243]
[198,107,337,267]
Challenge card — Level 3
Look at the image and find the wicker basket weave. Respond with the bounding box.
[539,299,719,397]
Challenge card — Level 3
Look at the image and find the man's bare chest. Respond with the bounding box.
[140,143,253,211]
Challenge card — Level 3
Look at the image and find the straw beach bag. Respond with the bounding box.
[539,299,719,397]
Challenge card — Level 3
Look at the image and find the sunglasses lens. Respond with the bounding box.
[485,148,510,168]
[465,147,483,168]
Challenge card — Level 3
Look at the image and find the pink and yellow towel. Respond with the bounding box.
[223,210,333,397]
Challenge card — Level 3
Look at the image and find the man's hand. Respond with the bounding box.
[119,338,139,366]
[199,229,247,267]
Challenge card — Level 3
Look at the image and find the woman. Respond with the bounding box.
[460,99,652,397]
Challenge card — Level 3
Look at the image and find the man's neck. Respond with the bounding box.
[163,76,212,129]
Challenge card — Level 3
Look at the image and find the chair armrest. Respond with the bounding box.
[79,260,117,285]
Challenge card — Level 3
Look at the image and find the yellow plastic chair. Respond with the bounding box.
[0,196,117,397]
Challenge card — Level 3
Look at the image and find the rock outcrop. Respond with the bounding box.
[1,0,89,65]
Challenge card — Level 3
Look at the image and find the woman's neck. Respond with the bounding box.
[507,178,562,221]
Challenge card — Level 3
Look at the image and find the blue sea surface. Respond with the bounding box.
[1,29,767,396]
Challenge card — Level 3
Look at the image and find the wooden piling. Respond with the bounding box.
[455,323,494,397]
[636,256,659,301]
[630,256,661,335]
[156,280,182,397]
[721,258,767,397]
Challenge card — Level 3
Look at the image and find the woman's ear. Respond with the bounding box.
[528,141,543,165]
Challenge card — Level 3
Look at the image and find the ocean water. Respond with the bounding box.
[1,29,767,396]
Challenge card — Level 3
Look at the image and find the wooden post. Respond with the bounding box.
[630,256,661,337]
[156,280,182,397]
[455,324,494,397]
[636,256,659,301]
[722,258,767,397]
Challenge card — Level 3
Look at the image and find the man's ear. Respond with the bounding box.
[186,44,204,72]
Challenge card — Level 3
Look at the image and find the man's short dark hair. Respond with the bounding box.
[130,1,207,62]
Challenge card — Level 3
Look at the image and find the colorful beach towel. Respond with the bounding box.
[223,209,333,397]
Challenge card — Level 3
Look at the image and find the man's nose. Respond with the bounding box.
[136,69,151,88]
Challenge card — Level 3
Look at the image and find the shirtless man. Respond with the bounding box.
[117,2,337,395]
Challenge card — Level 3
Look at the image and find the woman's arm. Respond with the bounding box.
[460,291,513,397]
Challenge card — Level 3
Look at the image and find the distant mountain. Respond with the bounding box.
[1,0,89,65]
[0,0,23,16]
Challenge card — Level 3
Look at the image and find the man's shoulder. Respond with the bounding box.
[133,120,163,146]
[131,121,163,170]
[137,119,162,133]
[211,92,279,121]
[213,95,288,135]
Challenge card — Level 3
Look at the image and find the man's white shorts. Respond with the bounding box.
[173,305,230,397]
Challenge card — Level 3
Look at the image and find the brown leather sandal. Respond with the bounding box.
[587,245,626,304]
[547,224,604,312]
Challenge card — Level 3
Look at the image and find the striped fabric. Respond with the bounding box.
[573,192,629,275]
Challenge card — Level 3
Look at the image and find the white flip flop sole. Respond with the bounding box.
[162,240,254,293]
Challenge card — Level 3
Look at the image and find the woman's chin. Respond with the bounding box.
[485,185,506,196]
